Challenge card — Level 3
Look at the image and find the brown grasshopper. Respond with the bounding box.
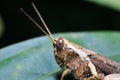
[20,2,120,80]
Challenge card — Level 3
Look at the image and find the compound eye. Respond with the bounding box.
[56,38,64,50]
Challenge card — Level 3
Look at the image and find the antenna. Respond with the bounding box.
[20,8,55,43]
[31,2,53,39]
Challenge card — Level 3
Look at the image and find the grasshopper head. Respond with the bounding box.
[53,37,70,67]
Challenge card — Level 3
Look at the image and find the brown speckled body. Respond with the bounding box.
[89,54,120,74]
[54,38,120,80]
[54,38,105,80]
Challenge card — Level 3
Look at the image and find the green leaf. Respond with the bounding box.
[86,0,120,11]
[0,15,4,38]
[0,31,120,80]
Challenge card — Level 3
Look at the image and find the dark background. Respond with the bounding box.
[0,0,120,48]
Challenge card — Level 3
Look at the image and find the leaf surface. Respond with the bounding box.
[0,32,120,80]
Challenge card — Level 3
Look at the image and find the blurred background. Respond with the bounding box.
[0,0,120,48]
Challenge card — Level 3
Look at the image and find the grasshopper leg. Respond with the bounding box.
[61,68,71,80]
